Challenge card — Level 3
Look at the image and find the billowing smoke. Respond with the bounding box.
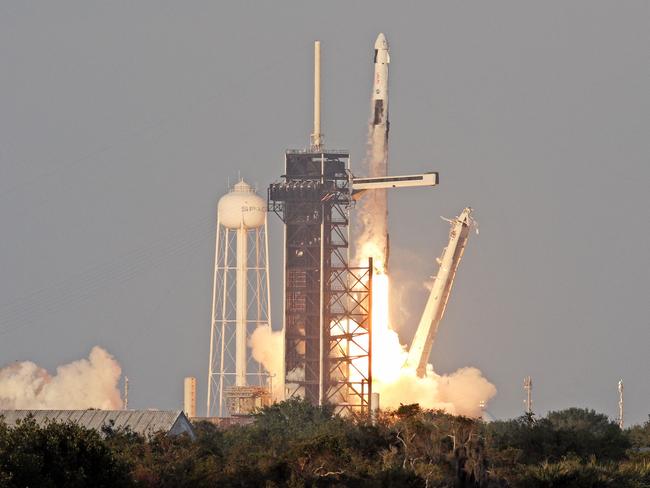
[0,346,123,410]
[388,249,432,331]
[250,325,283,399]
[368,275,496,417]
[375,366,496,418]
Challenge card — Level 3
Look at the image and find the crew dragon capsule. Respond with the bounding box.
[372,33,390,133]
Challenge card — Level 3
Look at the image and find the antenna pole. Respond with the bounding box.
[310,41,323,151]
[524,376,532,415]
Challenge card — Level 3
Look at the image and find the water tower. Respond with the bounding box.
[206,180,272,416]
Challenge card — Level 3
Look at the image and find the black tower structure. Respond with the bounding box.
[269,149,372,414]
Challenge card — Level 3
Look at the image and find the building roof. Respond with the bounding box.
[0,410,195,440]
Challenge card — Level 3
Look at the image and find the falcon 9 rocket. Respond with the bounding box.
[360,33,391,272]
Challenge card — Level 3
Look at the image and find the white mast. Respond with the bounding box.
[310,41,323,152]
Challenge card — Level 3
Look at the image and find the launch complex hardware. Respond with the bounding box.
[268,40,438,415]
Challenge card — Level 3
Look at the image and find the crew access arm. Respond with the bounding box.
[406,207,473,377]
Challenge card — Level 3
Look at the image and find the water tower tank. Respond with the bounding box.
[217,180,266,229]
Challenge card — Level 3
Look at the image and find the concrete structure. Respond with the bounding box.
[206,180,272,417]
[224,385,270,416]
[184,376,197,418]
[0,410,195,439]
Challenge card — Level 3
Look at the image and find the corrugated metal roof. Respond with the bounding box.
[0,410,195,439]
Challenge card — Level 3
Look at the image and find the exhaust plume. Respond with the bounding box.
[369,274,496,417]
[0,346,123,410]
[355,126,390,273]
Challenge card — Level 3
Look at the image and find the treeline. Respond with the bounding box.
[1,399,650,487]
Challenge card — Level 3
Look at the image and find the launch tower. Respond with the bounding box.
[269,150,373,413]
[269,39,438,414]
[268,42,373,414]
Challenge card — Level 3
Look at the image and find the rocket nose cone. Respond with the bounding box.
[374,33,388,50]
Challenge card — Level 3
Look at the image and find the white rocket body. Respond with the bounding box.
[368,33,390,270]
[406,208,473,377]
[372,33,390,127]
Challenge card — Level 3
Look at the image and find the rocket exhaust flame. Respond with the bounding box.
[368,273,496,417]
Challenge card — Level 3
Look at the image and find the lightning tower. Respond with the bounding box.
[618,379,624,429]
[524,376,533,415]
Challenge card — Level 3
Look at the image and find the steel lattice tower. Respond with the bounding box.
[269,150,372,414]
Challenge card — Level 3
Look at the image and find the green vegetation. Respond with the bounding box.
[1,400,649,487]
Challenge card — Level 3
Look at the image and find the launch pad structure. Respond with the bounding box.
[268,41,373,415]
[267,39,439,415]
[268,150,374,415]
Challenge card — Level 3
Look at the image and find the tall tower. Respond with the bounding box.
[268,41,373,415]
[206,180,272,417]
[524,376,533,415]
[618,379,624,429]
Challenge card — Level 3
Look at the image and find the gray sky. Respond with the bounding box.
[1,1,648,423]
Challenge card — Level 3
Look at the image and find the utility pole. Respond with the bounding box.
[523,376,533,415]
[124,376,129,410]
[618,380,624,429]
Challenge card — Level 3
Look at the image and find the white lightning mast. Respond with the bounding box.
[310,41,323,152]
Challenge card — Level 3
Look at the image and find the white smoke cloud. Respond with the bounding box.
[0,346,123,410]
[371,278,496,418]
[285,367,304,382]
[374,365,497,418]
[249,325,284,399]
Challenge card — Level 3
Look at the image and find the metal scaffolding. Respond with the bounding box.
[269,150,372,414]
[325,259,372,415]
